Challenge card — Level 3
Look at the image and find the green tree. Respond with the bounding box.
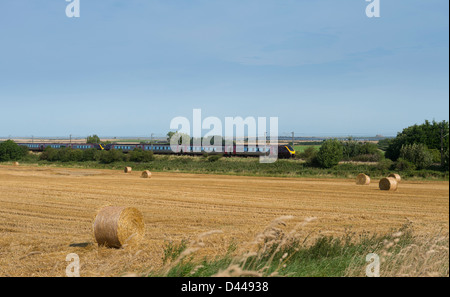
[299,146,318,163]
[82,148,98,162]
[99,150,124,164]
[395,158,416,172]
[377,138,393,151]
[40,147,57,161]
[167,132,176,142]
[341,138,360,159]
[167,132,191,145]
[400,143,433,170]
[386,120,449,161]
[316,139,343,168]
[0,140,28,162]
[130,148,154,162]
[87,135,101,144]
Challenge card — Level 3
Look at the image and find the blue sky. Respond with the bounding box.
[0,0,448,138]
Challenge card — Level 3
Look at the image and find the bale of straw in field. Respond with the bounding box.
[356,173,371,185]
[388,173,402,182]
[93,206,145,248]
[141,170,152,178]
[379,177,398,191]
[13,162,19,166]
[124,167,132,173]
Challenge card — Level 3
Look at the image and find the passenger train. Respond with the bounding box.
[16,142,296,159]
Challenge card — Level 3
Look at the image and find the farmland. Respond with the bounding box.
[0,164,448,276]
[293,145,322,153]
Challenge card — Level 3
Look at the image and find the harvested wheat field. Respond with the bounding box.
[0,165,448,277]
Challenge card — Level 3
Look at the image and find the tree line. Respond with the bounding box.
[301,120,449,170]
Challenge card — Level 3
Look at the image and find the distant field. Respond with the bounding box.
[293,145,322,153]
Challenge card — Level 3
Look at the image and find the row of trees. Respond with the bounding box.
[385,120,449,162]
[302,120,449,170]
[299,139,381,168]
[40,147,154,164]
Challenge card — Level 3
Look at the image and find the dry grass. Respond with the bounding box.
[346,228,449,277]
[0,164,448,277]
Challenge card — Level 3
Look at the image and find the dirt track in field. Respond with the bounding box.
[0,165,448,276]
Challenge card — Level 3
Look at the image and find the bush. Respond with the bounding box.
[99,150,125,164]
[377,158,394,171]
[299,147,318,162]
[377,138,393,151]
[40,147,57,161]
[56,148,82,162]
[351,152,383,162]
[0,140,28,162]
[82,148,98,162]
[208,154,222,162]
[316,139,343,168]
[359,142,379,155]
[429,149,442,163]
[342,140,380,160]
[395,158,416,172]
[342,140,360,159]
[400,143,433,170]
[130,148,155,163]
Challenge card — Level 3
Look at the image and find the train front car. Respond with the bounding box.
[278,145,296,159]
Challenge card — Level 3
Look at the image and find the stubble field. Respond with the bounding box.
[0,164,448,276]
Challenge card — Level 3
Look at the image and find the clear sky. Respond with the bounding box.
[0,0,448,138]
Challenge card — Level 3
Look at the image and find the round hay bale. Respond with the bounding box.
[141,170,152,178]
[13,162,19,166]
[388,173,401,182]
[124,167,132,173]
[379,177,398,191]
[356,173,371,185]
[93,206,145,248]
